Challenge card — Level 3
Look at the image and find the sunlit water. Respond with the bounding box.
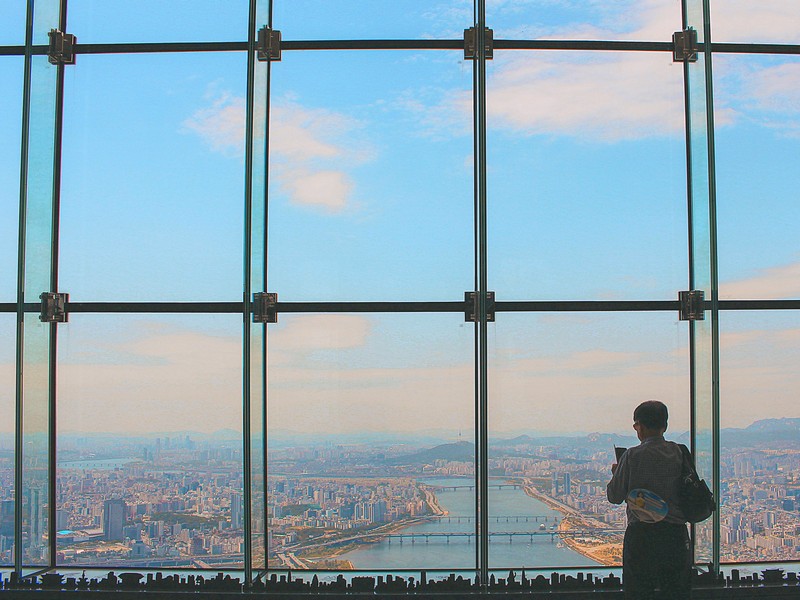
[339,478,599,570]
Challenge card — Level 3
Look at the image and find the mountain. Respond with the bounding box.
[744,418,800,433]
[386,441,474,465]
[720,417,800,448]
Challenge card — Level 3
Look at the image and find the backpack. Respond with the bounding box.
[677,444,716,524]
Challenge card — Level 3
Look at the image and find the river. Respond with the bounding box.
[338,478,599,570]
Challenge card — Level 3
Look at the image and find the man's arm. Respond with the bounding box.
[606,454,629,504]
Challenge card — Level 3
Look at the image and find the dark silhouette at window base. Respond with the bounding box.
[1,566,798,597]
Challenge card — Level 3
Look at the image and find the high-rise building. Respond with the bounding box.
[103,499,126,542]
[230,492,243,530]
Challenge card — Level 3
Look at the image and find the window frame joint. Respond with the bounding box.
[257,26,282,62]
[464,27,494,60]
[679,290,705,321]
[672,28,698,63]
[465,291,496,322]
[48,29,77,65]
[253,292,278,323]
[39,292,69,323]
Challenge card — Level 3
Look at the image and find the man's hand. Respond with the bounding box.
[611,463,618,474]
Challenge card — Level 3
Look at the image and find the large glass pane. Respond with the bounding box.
[59,52,246,302]
[0,2,26,46]
[66,0,249,44]
[19,53,60,570]
[0,57,23,302]
[711,1,800,44]
[488,0,681,42]
[273,0,472,40]
[719,311,800,563]
[0,316,14,566]
[267,313,474,570]
[487,51,686,301]
[56,314,243,568]
[267,50,472,302]
[715,55,800,300]
[488,312,689,569]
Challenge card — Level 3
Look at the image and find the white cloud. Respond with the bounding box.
[184,94,369,213]
[711,1,800,44]
[58,324,242,434]
[720,261,800,300]
[270,315,371,354]
[485,52,684,141]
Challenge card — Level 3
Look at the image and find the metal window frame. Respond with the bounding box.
[5,0,800,582]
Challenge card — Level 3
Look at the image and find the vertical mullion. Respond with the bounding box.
[242,0,258,584]
[14,0,36,578]
[475,0,489,586]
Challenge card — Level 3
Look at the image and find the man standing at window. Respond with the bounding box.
[607,400,691,599]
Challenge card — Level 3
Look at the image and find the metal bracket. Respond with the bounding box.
[679,290,705,321]
[253,292,278,323]
[48,29,77,65]
[257,26,282,62]
[39,292,69,323]
[464,27,494,60]
[465,291,496,322]
[672,29,698,63]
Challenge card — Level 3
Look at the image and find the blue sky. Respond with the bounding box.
[1,1,800,435]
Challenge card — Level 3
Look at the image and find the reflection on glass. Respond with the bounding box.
[0,58,23,302]
[59,53,245,302]
[273,0,471,40]
[710,2,800,44]
[268,50,472,302]
[488,0,680,41]
[66,0,248,44]
[56,314,243,568]
[714,55,800,300]
[719,311,800,563]
[488,312,689,568]
[0,316,15,566]
[267,313,474,570]
[487,51,686,301]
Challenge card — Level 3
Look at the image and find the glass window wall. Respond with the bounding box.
[1,0,799,582]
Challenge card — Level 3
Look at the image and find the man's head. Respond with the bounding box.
[633,400,668,440]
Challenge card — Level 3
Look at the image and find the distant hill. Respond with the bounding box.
[721,417,800,448]
[387,441,474,465]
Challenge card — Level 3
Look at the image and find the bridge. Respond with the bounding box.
[384,530,624,544]
[430,483,522,491]
[427,515,560,524]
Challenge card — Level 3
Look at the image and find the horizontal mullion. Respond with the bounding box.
[494,40,673,52]
[496,300,679,312]
[65,302,244,313]
[710,42,800,55]
[7,300,799,315]
[4,40,799,58]
[276,301,464,313]
[719,300,800,310]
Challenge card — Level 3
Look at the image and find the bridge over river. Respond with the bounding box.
[427,515,561,524]
[384,530,624,544]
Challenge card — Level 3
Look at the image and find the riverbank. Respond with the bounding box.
[523,483,622,567]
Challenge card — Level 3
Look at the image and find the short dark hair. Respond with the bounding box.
[633,400,668,430]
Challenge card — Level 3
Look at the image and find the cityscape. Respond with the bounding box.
[0,418,798,569]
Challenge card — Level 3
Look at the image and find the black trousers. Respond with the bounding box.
[623,521,691,600]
